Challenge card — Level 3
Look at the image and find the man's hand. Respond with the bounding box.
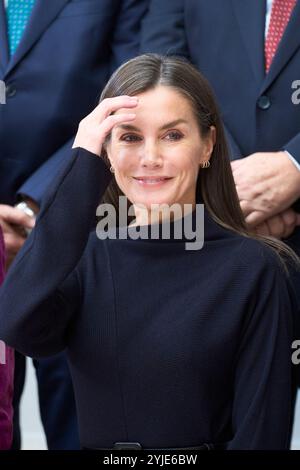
[231,151,300,226]
[253,208,300,239]
[0,204,36,269]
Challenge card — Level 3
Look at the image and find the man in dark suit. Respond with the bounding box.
[0,0,148,449]
[140,0,300,248]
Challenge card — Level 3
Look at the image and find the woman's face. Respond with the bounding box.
[106,86,215,211]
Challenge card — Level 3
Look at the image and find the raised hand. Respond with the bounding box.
[72,95,138,156]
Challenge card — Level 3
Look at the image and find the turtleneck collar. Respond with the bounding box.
[98,205,237,247]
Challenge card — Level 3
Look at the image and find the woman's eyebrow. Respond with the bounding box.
[116,119,188,132]
[160,119,188,130]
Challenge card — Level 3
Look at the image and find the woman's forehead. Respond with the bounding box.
[114,86,195,128]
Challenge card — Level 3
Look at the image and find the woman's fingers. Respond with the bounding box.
[73,112,136,156]
[98,113,136,141]
[72,95,138,156]
[89,96,138,122]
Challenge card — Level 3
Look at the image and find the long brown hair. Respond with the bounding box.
[99,53,299,271]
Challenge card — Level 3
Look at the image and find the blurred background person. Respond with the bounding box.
[0,0,148,449]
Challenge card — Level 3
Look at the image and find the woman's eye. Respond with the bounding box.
[120,134,142,142]
[165,131,183,141]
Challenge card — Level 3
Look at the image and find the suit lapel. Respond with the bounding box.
[4,0,69,78]
[260,0,300,93]
[231,0,266,84]
[0,0,9,76]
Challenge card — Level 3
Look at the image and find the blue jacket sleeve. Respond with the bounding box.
[17,138,75,206]
[0,148,112,358]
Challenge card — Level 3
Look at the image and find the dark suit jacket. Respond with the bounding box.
[140,0,300,250]
[0,0,148,205]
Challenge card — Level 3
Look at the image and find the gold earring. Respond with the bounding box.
[200,160,210,169]
[110,165,115,174]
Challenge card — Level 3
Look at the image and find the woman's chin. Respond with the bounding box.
[132,198,175,210]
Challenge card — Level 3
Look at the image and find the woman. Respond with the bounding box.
[0,54,298,450]
[0,228,14,450]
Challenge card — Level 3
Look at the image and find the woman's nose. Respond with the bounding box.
[141,142,163,167]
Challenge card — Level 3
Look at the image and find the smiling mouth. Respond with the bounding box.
[132,176,173,185]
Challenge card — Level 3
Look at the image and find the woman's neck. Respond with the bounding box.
[129,202,196,227]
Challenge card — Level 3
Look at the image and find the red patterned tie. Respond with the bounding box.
[265,0,297,72]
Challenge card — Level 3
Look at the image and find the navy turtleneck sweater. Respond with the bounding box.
[0,148,296,450]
